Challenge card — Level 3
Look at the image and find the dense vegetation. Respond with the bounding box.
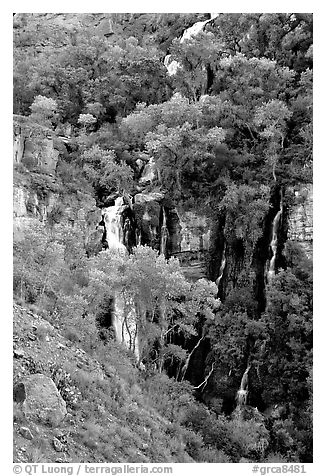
[13,13,312,463]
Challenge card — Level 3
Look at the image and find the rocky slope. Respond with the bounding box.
[13,303,195,463]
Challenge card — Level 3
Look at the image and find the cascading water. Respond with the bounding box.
[160,208,169,256]
[180,13,219,43]
[102,197,126,251]
[102,197,140,361]
[164,13,219,76]
[216,244,226,291]
[236,365,250,406]
[267,193,283,282]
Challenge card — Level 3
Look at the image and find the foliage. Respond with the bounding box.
[13,13,313,463]
[78,113,97,127]
[85,246,219,365]
[29,95,58,128]
[80,145,134,196]
[122,93,236,202]
[219,183,270,252]
[13,222,66,305]
[257,266,312,408]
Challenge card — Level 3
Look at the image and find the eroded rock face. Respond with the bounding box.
[179,211,211,253]
[13,181,99,245]
[14,374,67,427]
[288,184,313,258]
[174,211,211,281]
[13,116,64,174]
[13,185,59,240]
[134,192,164,204]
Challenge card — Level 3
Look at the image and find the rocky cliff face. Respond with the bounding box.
[103,190,211,279]
[13,115,65,174]
[288,184,313,258]
[13,181,101,255]
[13,13,206,53]
[176,211,211,281]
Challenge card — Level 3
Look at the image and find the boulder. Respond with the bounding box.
[13,348,25,359]
[134,192,164,204]
[20,426,34,440]
[52,437,64,452]
[14,374,67,427]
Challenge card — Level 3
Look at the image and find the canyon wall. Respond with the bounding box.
[287,184,313,258]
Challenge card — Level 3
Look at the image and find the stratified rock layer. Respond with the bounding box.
[288,184,313,258]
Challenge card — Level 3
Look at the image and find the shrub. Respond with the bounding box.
[78,114,97,127]
[49,364,82,408]
[30,95,58,128]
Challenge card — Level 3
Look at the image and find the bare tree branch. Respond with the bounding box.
[193,363,215,390]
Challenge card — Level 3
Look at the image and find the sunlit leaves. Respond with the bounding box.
[219,184,270,249]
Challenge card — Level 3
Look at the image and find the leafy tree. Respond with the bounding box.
[257,246,312,409]
[168,32,225,100]
[122,94,235,202]
[78,113,97,130]
[29,95,58,128]
[13,223,66,305]
[210,14,312,73]
[219,183,270,255]
[80,145,134,198]
[84,246,219,368]
[254,100,292,181]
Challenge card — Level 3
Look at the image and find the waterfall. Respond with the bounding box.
[180,13,219,43]
[102,197,127,251]
[102,196,140,361]
[160,208,169,256]
[164,55,181,76]
[267,193,283,282]
[139,156,156,184]
[165,13,219,76]
[216,244,226,291]
[236,365,250,406]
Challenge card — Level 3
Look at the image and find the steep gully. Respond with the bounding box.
[95,16,291,410]
[98,14,220,368]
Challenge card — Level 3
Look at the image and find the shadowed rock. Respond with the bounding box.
[16,374,67,427]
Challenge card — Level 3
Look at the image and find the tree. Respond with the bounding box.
[29,95,58,128]
[80,145,134,198]
[168,32,225,100]
[218,183,270,256]
[84,246,219,369]
[256,248,312,409]
[210,14,312,73]
[122,94,234,203]
[254,100,292,181]
[13,223,66,306]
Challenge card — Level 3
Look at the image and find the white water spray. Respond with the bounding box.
[216,244,226,291]
[236,365,250,406]
[160,208,169,256]
[102,197,127,251]
[267,194,283,282]
[165,14,219,76]
[102,197,140,361]
[180,13,219,43]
